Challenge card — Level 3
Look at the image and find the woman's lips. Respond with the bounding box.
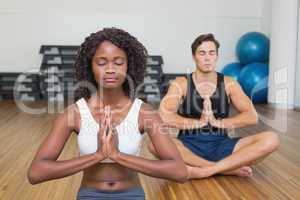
[104,77,117,82]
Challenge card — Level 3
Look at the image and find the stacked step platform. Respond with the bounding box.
[39,45,79,103]
[0,72,40,102]
[138,56,164,103]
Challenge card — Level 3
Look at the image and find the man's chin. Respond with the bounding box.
[199,68,214,73]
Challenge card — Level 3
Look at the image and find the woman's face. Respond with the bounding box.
[92,41,128,90]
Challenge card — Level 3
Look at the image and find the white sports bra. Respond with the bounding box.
[76,98,144,163]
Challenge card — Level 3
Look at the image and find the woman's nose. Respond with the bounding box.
[105,63,116,73]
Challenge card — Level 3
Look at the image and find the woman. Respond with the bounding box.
[27,27,188,200]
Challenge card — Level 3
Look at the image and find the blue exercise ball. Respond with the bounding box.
[221,62,243,81]
[236,32,270,65]
[238,62,269,103]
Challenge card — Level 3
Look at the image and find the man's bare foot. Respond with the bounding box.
[187,165,216,179]
[221,166,253,177]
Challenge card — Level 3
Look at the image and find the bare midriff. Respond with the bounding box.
[80,163,141,191]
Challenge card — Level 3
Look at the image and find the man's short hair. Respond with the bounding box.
[191,33,220,55]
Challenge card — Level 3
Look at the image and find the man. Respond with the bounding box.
[147,33,279,179]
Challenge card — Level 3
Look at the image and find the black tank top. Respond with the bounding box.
[177,72,230,136]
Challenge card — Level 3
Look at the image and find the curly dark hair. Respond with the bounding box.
[74,27,148,101]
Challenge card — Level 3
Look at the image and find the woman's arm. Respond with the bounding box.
[108,103,188,183]
[159,77,207,130]
[27,104,104,185]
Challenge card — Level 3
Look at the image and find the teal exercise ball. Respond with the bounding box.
[221,62,243,81]
[236,32,270,65]
[238,62,269,103]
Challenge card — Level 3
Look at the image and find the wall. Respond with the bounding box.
[268,0,298,109]
[0,0,263,73]
[295,1,300,109]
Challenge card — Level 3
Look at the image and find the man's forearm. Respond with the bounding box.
[214,112,258,129]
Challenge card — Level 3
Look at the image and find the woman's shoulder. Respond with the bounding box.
[138,101,160,126]
[53,102,81,133]
[139,101,156,113]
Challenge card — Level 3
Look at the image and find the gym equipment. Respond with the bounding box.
[236,32,270,65]
[238,62,269,103]
[0,72,41,101]
[147,56,163,66]
[221,62,243,81]
[137,56,164,103]
[39,45,79,103]
[40,45,79,56]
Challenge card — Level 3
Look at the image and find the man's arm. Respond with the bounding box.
[159,76,207,130]
[210,76,258,129]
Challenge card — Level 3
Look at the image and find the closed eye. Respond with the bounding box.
[209,50,216,55]
[115,58,125,65]
[115,61,124,66]
[97,62,106,66]
[199,50,206,56]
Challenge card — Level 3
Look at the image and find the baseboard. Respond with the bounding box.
[267,102,294,110]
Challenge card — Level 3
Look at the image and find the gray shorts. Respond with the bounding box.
[76,186,145,200]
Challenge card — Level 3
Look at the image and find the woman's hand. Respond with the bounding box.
[106,107,120,160]
[95,107,109,161]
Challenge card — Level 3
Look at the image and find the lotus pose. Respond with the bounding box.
[27,28,187,200]
[148,33,280,179]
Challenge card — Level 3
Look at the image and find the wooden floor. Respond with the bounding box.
[0,101,300,200]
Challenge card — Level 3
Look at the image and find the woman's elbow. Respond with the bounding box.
[27,164,45,185]
[27,169,40,185]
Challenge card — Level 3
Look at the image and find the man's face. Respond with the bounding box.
[193,41,218,73]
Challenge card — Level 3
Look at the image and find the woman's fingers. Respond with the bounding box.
[112,128,118,143]
[99,107,109,144]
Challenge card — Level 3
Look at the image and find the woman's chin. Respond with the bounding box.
[103,83,121,89]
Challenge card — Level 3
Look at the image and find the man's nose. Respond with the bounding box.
[204,56,211,61]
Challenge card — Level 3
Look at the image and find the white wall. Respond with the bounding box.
[268,0,298,109]
[261,0,272,36]
[295,1,300,109]
[0,0,264,73]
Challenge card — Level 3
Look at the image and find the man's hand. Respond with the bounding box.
[203,96,223,128]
